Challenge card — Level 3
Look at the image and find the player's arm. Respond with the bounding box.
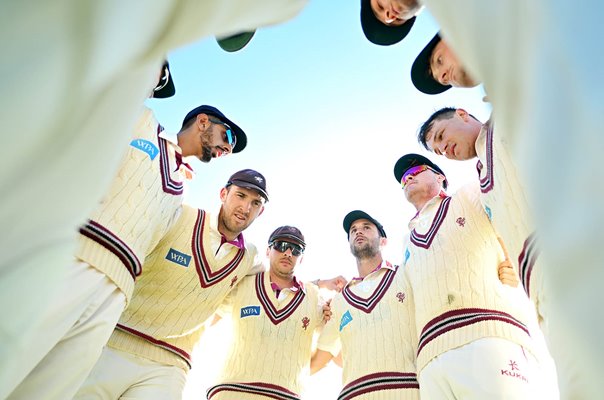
[312,275,348,292]
[497,236,519,287]
[310,349,334,374]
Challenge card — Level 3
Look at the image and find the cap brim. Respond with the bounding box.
[343,210,386,238]
[229,180,268,201]
[393,153,448,188]
[271,234,305,247]
[360,0,415,46]
[411,33,451,95]
[153,63,176,98]
[216,31,256,52]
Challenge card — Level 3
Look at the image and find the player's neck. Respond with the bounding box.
[356,255,383,278]
[269,270,294,289]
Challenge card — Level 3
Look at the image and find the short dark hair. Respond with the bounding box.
[417,107,456,151]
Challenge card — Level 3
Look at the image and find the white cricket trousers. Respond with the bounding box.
[75,346,187,400]
[418,337,548,399]
[4,261,126,400]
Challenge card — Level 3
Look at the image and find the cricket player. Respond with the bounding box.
[6,105,244,400]
[312,210,420,400]
[394,153,547,399]
[416,108,560,397]
[410,32,479,95]
[207,225,325,399]
[75,169,269,400]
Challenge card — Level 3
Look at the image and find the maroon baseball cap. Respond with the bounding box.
[226,169,268,201]
[268,226,305,248]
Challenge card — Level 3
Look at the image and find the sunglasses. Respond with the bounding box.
[208,117,236,148]
[401,165,437,188]
[270,240,304,256]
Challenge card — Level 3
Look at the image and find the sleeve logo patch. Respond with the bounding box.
[240,306,261,318]
[130,139,159,160]
[484,205,492,221]
[165,248,191,267]
[339,310,353,332]
[404,248,410,265]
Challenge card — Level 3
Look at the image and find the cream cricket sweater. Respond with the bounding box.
[404,183,538,373]
[317,261,419,400]
[107,205,263,370]
[475,122,543,320]
[207,272,323,400]
[76,106,186,303]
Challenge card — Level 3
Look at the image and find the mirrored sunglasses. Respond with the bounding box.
[401,165,437,188]
[271,240,304,256]
[209,117,236,148]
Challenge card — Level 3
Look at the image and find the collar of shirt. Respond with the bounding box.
[270,276,305,298]
[408,191,448,228]
[159,130,194,179]
[208,211,246,252]
[348,260,395,287]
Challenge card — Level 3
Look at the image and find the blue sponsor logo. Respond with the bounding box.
[339,310,353,332]
[240,306,261,318]
[130,139,159,160]
[485,205,492,221]
[404,248,410,265]
[165,248,191,267]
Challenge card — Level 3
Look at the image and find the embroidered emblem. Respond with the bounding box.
[396,292,406,303]
[456,217,466,227]
[230,276,238,287]
[404,248,410,265]
[165,248,191,267]
[254,176,263,183]
[485,205,492,221]
[240,306,261,318]
[130,139,159,160]
[339,310,353,332]
[302,316,310,330]
[501,359,528,382]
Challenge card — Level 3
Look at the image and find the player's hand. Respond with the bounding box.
[497,236,519,287]
[322,300,332,323]
[317,275,348,292]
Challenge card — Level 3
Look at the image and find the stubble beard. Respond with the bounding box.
[199,129,213,163]
[351,239,379,260]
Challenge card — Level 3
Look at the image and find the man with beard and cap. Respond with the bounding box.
[411,32,479,95]
[360,0,422,45]
[76,169,268,400]
[394,153,548,399]
[6,104,245,400]
[206,226,327,399]
[311,210,420,399]
[0,2,307,396]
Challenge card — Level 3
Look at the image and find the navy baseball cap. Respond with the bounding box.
[216,31,256,52]
[343,210,387,239]
[153,61,175,98]
[360,0,416,46]
[411,33,451,95]
[182,105,247,153]
[393,153,448,189]
[269,226,305,248]
[226,169,268,201]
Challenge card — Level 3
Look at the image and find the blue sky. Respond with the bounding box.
[146,2,491,397]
